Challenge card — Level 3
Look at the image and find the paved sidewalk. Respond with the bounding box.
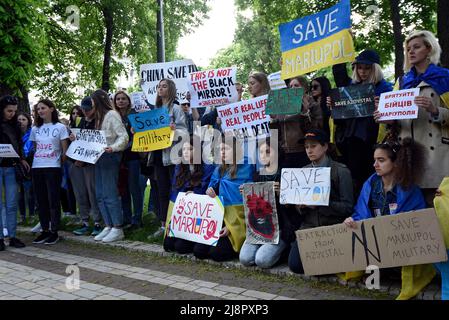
[16,227,442,300]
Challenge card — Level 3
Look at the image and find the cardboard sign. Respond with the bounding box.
[168,192,225,246]
[140,59,198,105]
[128,107,173,152]
[377,88,420,121]
[0,144,19,158]
[330,84,375,119]
[216,95,271,140]
[296,208,448,276]
[268,71,287,90]
[280,168,331,206]
[243,182,279,245]
[66,129,107,164]
[266,87,304,115]
[279,0,355,79]
[188,67,239,108]
[131,91,151,113]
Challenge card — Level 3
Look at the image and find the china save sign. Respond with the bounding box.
[167,193,224,246]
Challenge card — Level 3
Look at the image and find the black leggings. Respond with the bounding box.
[163,236,194,254]
[193,236,237,262]
[32,168,62,232]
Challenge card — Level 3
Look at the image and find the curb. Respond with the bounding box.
[17,227,441,300]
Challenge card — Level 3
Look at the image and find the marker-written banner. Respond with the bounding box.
[279,0,355,79]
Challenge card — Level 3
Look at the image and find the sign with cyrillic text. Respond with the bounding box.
[188,67,239,108]
[377,88,420,121]
[128,107,173,152]
[216,95,270,140]
[279,0,355,79]
[280,167,331,206]
[0,144,19,158]
[66,129,107,164]
[266,87,304,115]
[168,192,224,246]
[140,59,198,105]
[296,208,448,276]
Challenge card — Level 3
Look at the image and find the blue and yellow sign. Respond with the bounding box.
[279,0,355,79]
[128,107,174,152]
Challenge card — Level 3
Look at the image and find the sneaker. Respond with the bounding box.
[148,227,165,240]
[123,223,133,230]
[33,231,51,244]
[30,222,42,233]
[44,232,59,245]
[91,224,102,236]
[0,239,5,251]
[94,227,111,241]
[9,237,26,248]
[2,228,8,237]
[102,228,124,243]
[73,225,90,236]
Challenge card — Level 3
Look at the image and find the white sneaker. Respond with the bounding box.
[30,222,42,233]
[94,227,111,241]
[102,228,124,243]
[3,228,8,237]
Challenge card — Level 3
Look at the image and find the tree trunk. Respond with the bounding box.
[389,0,404,79]
[438,0,449,68]
[101,6,114,92]
[0,83,30,112]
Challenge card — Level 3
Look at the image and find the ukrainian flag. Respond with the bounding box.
[279,0,355,79]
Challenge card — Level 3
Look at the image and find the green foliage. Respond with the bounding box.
[0,0,47,96]
[30,0,209,112]
[210,0,437,85]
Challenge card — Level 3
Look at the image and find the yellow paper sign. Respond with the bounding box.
[131,127,174,152]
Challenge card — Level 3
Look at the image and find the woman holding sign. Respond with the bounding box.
[147,79,188,239]
[375,30,449,205]
[0,96,30,250]
[330,49,393,196]
[194,136,254,262]
[30,99,69,245]
[163,135,215,254]
[288,129,354,274]
[114,90,145,230]
[90,90,129,243]
[239,139,302,268]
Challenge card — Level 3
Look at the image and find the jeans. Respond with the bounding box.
[239,238,287,269]
[95,152,123,227]
[69,162,102,224]
[32,167,62,232]
[0,167,18,239]
[122,159,144,226]
[18,180,35,218]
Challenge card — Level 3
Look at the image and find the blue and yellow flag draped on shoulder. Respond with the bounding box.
[208,163,255,252]
[279,0,355,79]
[402,63,449,108]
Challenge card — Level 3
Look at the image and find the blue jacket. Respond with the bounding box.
[169,164,215,202]
[352,174,426,221]
[208,163,254,206]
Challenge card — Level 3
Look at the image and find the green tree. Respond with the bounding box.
[32,0,209,112]
[0,0,47,110]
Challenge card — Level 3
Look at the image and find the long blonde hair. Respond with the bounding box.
[403,30,441,72]
[351,63,384,84]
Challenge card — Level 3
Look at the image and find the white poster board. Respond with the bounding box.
[131,91,150,112]
[280,167,331,206]
[378,88,420,121]
[0,144,19,158]
[268,71,287,90]
[140,59,198,105]
[216,95,270,140]
[187,66,239,108]
[168,192,225,246]
[66,129,107,164]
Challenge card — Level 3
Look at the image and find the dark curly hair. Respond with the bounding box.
[374,137,425,189]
